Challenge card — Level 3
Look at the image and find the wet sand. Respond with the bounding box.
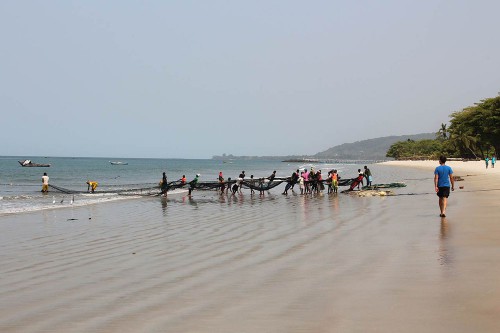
[1,162,499,332]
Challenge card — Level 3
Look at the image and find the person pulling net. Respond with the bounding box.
[86,181,99,193]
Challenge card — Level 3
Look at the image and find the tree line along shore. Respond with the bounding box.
[387,94,499,160]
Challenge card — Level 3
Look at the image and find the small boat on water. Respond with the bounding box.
[18,160,51,167]
[110,161,128,165]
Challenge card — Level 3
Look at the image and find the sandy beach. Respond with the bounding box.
[1,161,499,332]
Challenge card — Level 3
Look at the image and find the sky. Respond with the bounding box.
[1,0,500,159]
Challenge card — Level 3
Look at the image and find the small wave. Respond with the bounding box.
[0,194,35,201]
[0,194,139,216]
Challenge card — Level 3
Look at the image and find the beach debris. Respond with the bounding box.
[346,190,395,197]
[67,218,78,221]
[362,182,406,190]
[453,176,464,181]
[70,195,74,205]
[60,197,64,204]
[52,196,56,204]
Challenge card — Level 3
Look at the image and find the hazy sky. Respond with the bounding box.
[2,1,500,159]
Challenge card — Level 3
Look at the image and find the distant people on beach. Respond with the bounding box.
[218,172,225,194]
[327,171,333,194]
[363,166,372,186]
[485,157,489,169]
[268,170,276,182]
[258,177,265,196]
[332,170,339,193]
[282,179,291,195]
[299,172,305,195]
[283,170,298,195]
[226,177,232,194]
[346,170,364,191]
[188,174,200,196]
[42,172,49,193]
[160,172,168,196]
[357,169,364,189]
[317,170,324,192]
[249,175,256,195]
[291,169,299,190]
[231,182,239,195]
[434,155,454,218]
[154,166,381,197]
[238,171,245,193]
[328,170,339,194]
[87,181,98,193]
[303,169,310,193]
[492,156,496,168]
[309,167,317,193]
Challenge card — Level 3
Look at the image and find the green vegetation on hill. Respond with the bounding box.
[386,94,500,160]
[386,139,445,160]
[314,133,435,160]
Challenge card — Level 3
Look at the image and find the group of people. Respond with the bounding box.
[217,170,277,196]
[39,172,99,194]
[211,166,374,197]
[485,156,496,169]
[41,165,374,197]
[35,156,470,219]
[159,172,196,196]
[288,168,335,195]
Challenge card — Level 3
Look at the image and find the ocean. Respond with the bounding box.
[0,156,416,215]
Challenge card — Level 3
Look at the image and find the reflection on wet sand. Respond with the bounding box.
[438,218,453,267]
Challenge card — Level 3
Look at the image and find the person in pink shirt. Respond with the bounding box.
[303,169,310,193]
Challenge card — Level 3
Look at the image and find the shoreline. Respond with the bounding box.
[380,159,500,177]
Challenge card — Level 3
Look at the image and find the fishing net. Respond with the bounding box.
[49,184,161,196]
[361,182,407,190]
[241,179,287,191]
[48,176,368,197]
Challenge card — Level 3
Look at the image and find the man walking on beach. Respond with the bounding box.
[41,172,49,193]
[434,155,454,218]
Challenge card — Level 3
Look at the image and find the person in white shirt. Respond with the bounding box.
[42,173,49,193]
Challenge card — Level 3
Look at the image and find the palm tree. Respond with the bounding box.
[437,123,448,140]
[450,129,479,159]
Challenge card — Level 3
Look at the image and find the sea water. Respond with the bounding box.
[0,156,413,215]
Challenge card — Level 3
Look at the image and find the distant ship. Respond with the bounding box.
[110,161,128,165]
[18,159,51,167]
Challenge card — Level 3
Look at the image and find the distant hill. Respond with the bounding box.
[212,133,436,161]
[314,133,436,160]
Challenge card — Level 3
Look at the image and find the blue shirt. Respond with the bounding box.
[434,165,453,187]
